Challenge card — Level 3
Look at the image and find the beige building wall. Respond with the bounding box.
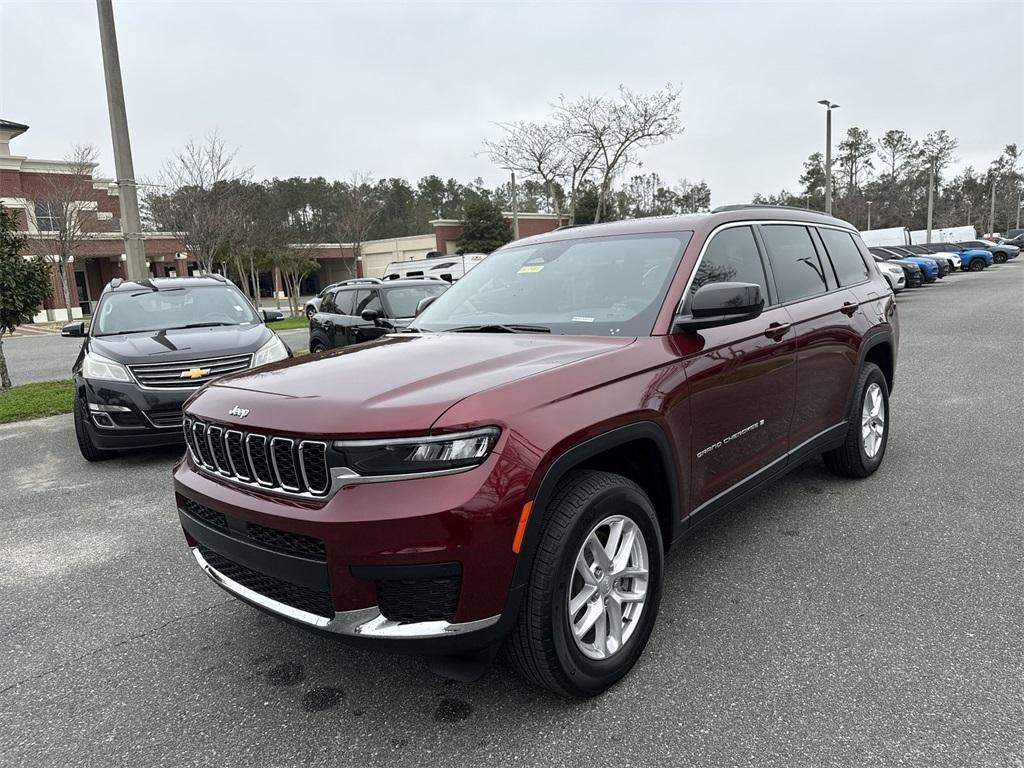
[359,234,438,278]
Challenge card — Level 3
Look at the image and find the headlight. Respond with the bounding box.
[252,335,289,367]
[333,427,500,476]
[81,351,131,382]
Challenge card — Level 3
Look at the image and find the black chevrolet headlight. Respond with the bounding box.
[333,427,500,477]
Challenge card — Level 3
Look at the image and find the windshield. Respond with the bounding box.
[92,285,262,336]
[413,232,690,336]
[383,284,448,318]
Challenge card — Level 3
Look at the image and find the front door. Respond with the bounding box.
[679,225,798,511]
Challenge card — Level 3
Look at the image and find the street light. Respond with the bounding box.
[866,200,872,230]
[818,100,840,216]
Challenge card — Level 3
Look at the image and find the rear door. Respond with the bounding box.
[326,288,357,348]
[682,224,798,509]
[759,223,861,449]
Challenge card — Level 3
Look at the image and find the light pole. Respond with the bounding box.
[866,200,872,230]
[817,100,840,216]
[989,179,997,236]
[96,0,146,280]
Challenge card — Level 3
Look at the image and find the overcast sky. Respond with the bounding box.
[1,1,1021,204]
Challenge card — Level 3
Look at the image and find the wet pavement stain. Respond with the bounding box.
[434,698,472,722]
[265,662,305,687]
[302,686,344,712]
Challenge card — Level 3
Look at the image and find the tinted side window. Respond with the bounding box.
[818,228,870,285]
[688,226,768,307]
[333,289,356,316]
[355,290,382,316]
[319,289,338,315]
[761,225,829,302]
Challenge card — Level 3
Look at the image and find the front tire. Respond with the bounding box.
[969,258,986,272]
[823,363,888,478]
[74,398,114,462]
[994,253,1007,264]
[506,470,663,698]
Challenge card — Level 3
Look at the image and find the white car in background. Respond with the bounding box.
[875,260,907,292]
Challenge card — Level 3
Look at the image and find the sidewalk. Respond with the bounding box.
[10,323,63,337]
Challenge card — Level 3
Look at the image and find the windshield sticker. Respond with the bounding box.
[571,316,595,322]
[517,264,545,274]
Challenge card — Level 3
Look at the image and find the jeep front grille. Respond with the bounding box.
[128,353,253,389]
[183,417,331,498]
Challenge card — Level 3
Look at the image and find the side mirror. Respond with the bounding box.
[262,309,284,323]
[415,295,439,316]
[673,282,764,333]
[61,321,86,337]
[361,309,394,328]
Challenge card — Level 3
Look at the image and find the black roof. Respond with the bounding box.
[0,119,30,131]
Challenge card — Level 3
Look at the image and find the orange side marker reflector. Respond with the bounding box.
[512,501,533,554]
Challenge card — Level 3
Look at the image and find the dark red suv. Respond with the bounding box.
[174,207,898,697]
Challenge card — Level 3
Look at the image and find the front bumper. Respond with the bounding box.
[173,444,530,653]
[77,376,192,449]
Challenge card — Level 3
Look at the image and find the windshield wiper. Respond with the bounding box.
[448,323,551,334]
[167,322,236,330]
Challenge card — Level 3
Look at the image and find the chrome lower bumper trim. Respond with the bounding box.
[191,547,500,639]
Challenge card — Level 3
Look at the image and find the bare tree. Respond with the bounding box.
[557,85,683,223]
[336,172,382,274]
[145,133,250,274]
[31,145,101,321]
[272,246,320,317]
[480,121,566,218]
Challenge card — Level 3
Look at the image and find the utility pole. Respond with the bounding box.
[1016,188,1021,229]
[925,159,936,243]
[967,200,972,228]
[866,200,872,230]
[988,178,997,236]
[510,171,520,240]
[97,0,146,280]
[818,100,840,216]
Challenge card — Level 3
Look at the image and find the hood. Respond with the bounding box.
[89,324,272,365]
[186,332,633,436]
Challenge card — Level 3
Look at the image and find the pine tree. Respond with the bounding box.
[456,198,513,254]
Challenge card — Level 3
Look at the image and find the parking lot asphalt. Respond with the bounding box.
[1,264,1021,768]
[1,327,311,386]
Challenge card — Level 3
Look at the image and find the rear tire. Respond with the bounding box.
[306,307,316,320]
[310,341,326,354]
[74,398,114,462]
[993,253,1007,264]
[823,363,888,478]
[506,470,663,698]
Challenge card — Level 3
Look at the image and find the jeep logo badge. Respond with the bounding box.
[228,406,250,418]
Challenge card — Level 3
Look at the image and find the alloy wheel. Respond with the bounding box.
[567,515,649,660]
[861,382,886,458]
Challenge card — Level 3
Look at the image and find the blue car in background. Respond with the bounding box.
[918,243,994,272]
[870,247,940,282]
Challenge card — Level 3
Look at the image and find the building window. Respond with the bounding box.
[34,201,64,232]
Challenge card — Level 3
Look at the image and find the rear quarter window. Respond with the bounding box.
[818,228,871,285]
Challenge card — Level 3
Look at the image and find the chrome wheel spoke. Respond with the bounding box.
[575,557,597,586]
[569,583,598,616]
[605,597,624,653]
[573,599,604,640]
[610,525,638,575]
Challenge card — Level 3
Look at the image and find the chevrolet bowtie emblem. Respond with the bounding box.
[179,367,212,380]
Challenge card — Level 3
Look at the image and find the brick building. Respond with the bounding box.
[1,119,565,318]
[1,119,191,320]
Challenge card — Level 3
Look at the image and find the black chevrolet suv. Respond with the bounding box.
[307,276,448,352]
[62,276,289,461]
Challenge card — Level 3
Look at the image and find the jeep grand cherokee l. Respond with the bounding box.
[174,207,898,697]
[62,276,288,461]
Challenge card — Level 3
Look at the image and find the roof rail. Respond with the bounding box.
[712,204,828,215]
[210,273,229,283]
[337,277,384,286]
[107,278,123,291]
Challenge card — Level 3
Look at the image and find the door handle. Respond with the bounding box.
[763,322,791,340]
[840,302,858,317]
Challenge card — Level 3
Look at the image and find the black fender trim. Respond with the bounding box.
[854,329,896,398]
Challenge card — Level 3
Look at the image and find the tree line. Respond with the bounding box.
[753,128,1022,234]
